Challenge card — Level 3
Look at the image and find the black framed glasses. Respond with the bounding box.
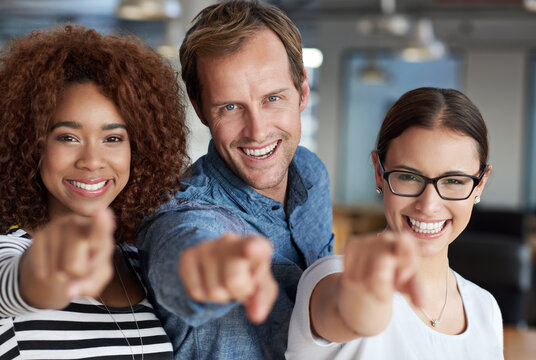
[378,158,488,201]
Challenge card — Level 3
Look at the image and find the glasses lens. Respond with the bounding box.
[436,176,475,200]
[388,172,425,196]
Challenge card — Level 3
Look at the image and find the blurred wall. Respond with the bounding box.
[309,17,536,209]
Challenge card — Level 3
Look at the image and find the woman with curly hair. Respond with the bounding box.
[0,25,188,359]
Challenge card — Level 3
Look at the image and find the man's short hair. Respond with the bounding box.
[179,0,305,108]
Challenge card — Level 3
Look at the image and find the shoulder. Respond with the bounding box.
[0,229,32,250]
[287,256,345,359]
[455,271,496,303]
[296,256,343,306]
[292,146,330,192]
[144,197,246,229]
[180,155,211,189]
[137,197,249,247]
[302,255,343,282]
[294,146,327,173]
[455,271,503,350]
[455,271,502,323]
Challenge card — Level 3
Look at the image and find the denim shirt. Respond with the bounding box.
[137,142,334,359]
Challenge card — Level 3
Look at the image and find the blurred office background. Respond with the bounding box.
[1,0,535,330]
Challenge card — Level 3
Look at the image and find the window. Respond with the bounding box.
[300,48,323,152]
[527,54,536,209]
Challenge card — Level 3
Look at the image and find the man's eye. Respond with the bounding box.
[268,96,279,102]
[225,104,235,111]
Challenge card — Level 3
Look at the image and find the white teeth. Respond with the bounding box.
[69,180,107,191]
[409,218,446,234]
[243,142,278,159]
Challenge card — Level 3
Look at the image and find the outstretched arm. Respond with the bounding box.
[310,231,422,343]
[137,203,278,326]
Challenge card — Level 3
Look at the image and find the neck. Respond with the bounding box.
[418,255,450,296]
[253,175,289,204]
[99,246,145,307]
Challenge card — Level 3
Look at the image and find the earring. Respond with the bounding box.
[376,186,383,194]
[474,196,481,204]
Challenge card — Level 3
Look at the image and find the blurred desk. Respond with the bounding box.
[504,325,536,360]
[332,204,385,254]
[530,234,536,261]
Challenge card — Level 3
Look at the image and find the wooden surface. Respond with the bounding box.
[332,205,385,254]
[504,325,536,360]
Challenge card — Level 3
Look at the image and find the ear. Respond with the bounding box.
[298,69,310,112]
[190,97,208,127]
[371,151,383,190]
[474,164,492,198]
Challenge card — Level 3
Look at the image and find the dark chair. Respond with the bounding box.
[449,208,533,326]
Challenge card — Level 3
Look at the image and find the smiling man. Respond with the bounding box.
[136,1,333,359]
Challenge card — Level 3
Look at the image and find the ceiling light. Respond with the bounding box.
[400,19,446,62]
[358,56,389,85]
[357,0,410,36]
[524,0,536,11]
[357,14,411,36]
[116,0,181,20]
[156,18,182,62]
[303,48,323,69]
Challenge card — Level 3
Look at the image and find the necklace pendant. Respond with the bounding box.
[431,320,440,327]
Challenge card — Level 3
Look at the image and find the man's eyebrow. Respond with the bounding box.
[265,87,289,96]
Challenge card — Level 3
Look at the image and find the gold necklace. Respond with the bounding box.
[98,259,144,360]
[418,266,449,328]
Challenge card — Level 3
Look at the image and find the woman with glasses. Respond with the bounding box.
[286,87,503,359]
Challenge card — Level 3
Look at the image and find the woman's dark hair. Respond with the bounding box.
[376,87,488,171]
[0,25,189,242]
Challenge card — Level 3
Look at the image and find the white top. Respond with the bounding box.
[286,255,504,360]
[0,228,173,359]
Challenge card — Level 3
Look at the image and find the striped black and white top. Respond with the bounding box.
[0,228,173,359]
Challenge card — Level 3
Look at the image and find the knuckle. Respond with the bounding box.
[207,287,229,303]
[188,288,205,302]
[226,275,252,297]
[180,248,197,264]
[372,265,394,284]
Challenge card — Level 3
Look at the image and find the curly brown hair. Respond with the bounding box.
[0,25,189,243]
